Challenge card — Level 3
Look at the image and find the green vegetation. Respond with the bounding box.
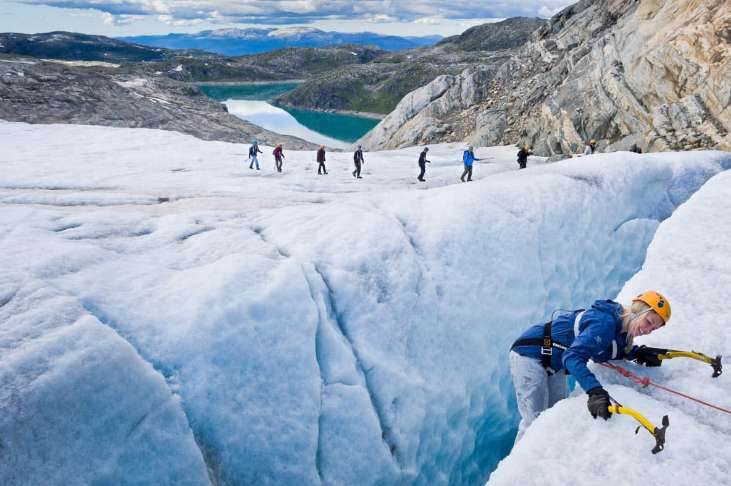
[197,83,300,101]
[277,62,453,114]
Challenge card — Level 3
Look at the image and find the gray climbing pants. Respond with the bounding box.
[509,351,568,442]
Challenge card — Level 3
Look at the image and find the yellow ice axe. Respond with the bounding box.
[608,400,669,454]
[658,350,722,378]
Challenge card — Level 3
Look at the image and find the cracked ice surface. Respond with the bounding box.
[489,170,731,486]
[0,122,729,485]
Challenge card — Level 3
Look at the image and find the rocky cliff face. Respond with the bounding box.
[359,0,731,154]
[0,56,317,149]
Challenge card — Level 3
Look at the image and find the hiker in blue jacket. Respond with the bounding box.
[460,145,480,182]
[509,291,671,441]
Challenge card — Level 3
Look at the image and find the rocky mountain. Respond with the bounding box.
[122,27,441,56]
[0,32,174,63]
[0,32,386,83]
[134,45,386,83]
[0,55,316,149]
[437,17,546,51]
[274,18,546,115]
[0,32,384,84]
[358,0,731,154]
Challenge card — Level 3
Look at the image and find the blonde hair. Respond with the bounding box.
[620,301,651,351]
[621,300,651,319]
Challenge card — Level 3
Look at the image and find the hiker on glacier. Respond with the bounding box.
[509,291,672,441]
[353,145,365,179]
[460,145,480,182]
[249,139,262,170]
[273,144,285,173]
[417,147,430,182]
[317,145,328,175]
[517,144,532,169]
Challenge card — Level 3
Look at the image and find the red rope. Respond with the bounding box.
[600,362,731,415]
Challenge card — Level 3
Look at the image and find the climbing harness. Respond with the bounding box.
[510,320,569,375]
[510,310,585,375]
[607,395,669,454]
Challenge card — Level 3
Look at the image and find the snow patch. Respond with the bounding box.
[115,78,147,89]
[42,59,120,68]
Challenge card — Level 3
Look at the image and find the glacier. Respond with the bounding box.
[0,121,729,485]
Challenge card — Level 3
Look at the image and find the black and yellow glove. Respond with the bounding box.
[635,345,668,367]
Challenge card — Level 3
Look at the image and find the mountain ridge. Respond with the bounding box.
[121,27,441,56]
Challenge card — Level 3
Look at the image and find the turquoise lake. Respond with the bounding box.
[198,83,380,148]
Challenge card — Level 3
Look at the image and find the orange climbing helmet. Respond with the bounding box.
[633,290,671,323]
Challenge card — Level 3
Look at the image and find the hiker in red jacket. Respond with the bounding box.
[317,145,327,175]
[273,144,285,173]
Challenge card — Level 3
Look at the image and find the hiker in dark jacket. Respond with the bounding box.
[353,145,364,179]
[273,144,285,172]
[417,147,430,181]
[517,144,532,170]
[249,140,263,170]
[317,145,327,175]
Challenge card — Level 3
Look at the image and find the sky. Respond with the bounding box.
[1,0,571,37]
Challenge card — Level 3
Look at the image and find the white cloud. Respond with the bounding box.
[101,12,137,26]
[365,14,399,24]
[157,14,206,26]
[20,1,573,25]
[414,16,442,25]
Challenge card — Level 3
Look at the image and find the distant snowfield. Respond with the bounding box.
[0,122,729,485]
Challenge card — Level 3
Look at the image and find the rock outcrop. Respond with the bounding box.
[359,0,731,154]
[437,17,546,51]
[0,56,317,148]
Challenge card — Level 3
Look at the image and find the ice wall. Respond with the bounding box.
[0,267,210,484]
[256,152,729,484]
[488,170,731,486]
[1,122,729,485]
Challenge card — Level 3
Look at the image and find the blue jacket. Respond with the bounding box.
[463,150,478,167]
[512,300,638,392]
